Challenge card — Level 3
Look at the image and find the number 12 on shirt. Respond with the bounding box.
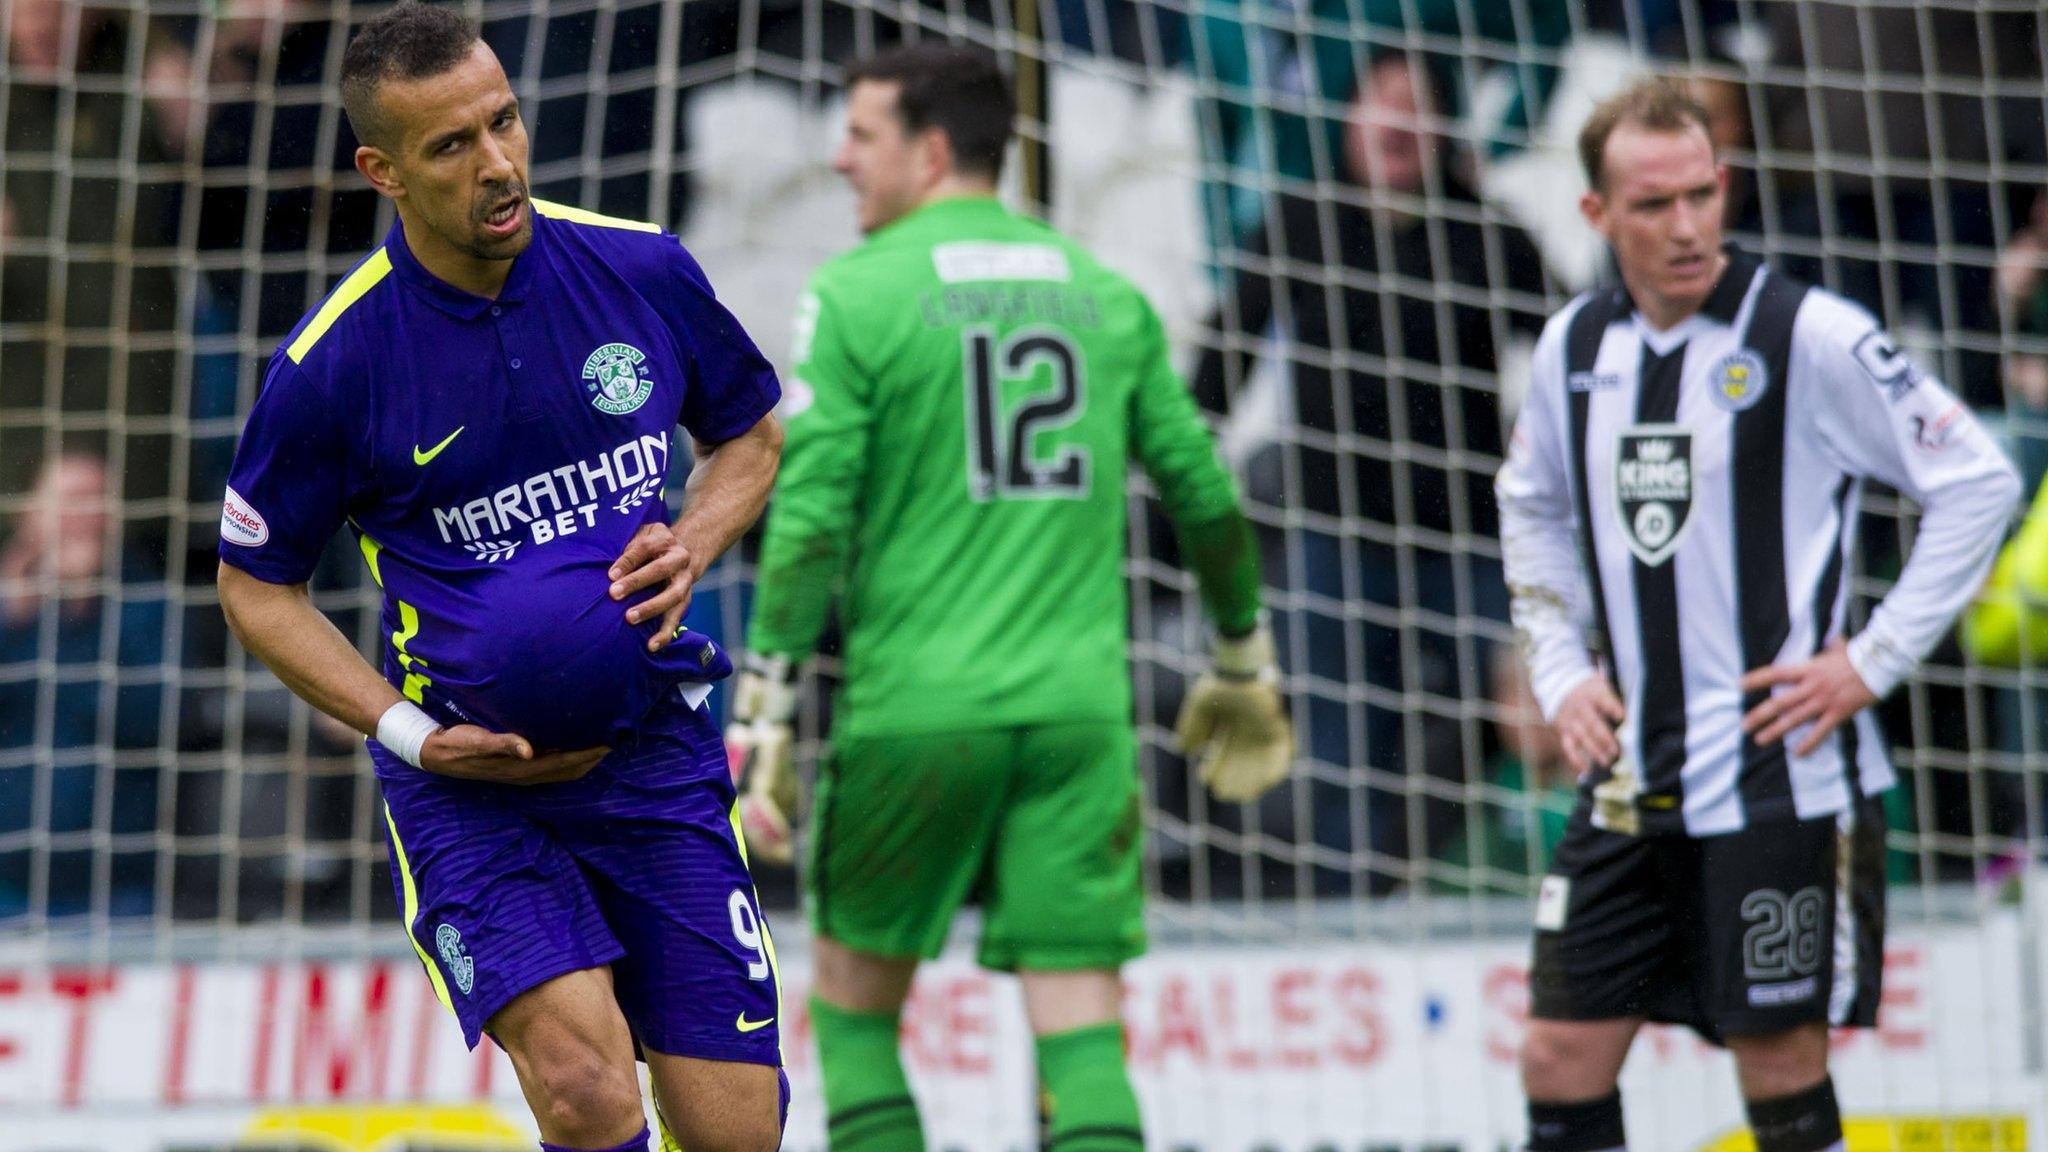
[962,325,1091,501]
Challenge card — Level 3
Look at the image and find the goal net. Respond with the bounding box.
[2,0,2045,1149]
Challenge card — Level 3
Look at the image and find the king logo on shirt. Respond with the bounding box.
[1615,425,1694,566]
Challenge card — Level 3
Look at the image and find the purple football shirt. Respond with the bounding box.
[220,204,779,750]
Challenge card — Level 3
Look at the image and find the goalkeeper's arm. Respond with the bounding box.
[728,514,830,866]
[730,284,873,862]
[1127,297,1293,802]
[729,473,837,866]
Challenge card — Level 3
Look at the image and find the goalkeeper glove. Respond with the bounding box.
[1175,623,1293,802]
[725,651,800,865]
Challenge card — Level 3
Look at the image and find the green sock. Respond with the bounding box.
[1036,1022,1143,1152]
[811,996,923,1152]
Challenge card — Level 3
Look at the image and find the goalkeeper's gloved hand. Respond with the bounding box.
[1175,623,1293,803]
[725,651,801,865]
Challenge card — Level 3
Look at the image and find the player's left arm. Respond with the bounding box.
[1128,298,1262,631]
[1127,296,1292,802]
[608,414,785,651]
[1743,307,2023,753]
[609,242,789,651]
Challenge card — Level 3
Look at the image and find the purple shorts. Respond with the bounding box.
[373,693,781,1065]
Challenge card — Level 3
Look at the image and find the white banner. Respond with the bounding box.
[0,917,2034,1152]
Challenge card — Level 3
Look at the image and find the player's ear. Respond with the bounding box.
[920,126,953,186]
[1579,187,1606,234]
[356,145,404,201]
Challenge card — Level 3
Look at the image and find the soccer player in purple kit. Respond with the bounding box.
[214,6,786,1152]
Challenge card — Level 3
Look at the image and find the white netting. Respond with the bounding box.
[3,1,2047,1149]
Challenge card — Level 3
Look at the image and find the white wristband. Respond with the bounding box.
[376,701,442,769]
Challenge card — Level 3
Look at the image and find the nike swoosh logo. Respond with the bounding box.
[413,426,466,466]
[735,1013,775,1034]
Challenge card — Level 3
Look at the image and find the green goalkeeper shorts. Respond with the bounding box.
[806,721,1146,971]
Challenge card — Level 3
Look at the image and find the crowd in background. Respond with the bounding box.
[4,0,2047,927]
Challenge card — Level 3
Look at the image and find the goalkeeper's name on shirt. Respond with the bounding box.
[917,282,1104,328]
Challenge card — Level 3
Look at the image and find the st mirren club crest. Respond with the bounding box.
[1709,348,1770,412]
[1614,425,1695,566]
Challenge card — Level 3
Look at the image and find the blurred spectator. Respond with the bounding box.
[1,0,201,541]
[1954,464,2039,883]
[1192,52,1549,893]
[1050,0,1185,67]
[141,35,205,161]
[1677,67,1762,238]
[1743,1,2044,410]
[0,453,167,920]
[1431,647,1574,893]
[1184,0,1571,256]
[1998,191,2048,492]
[1962,477,2048,673]
[2,0,185,311]
[1,2,119,486]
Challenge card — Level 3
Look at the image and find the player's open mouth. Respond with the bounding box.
[483,196,524,236]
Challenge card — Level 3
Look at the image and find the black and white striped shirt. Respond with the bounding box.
[1498,248,2021,837]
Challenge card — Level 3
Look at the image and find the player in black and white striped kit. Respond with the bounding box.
[1497,80,2020,1152]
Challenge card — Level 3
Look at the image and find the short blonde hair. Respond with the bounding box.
[1578,76,1715,191]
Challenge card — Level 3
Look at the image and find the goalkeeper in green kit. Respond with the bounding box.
[727,43,1292,1152]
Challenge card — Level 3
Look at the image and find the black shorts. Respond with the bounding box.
[1529,791,1886,1042]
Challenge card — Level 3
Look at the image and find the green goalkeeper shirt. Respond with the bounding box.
[748,196,1259,738]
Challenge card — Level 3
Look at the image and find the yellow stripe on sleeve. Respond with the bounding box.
[531,198,662,233]
[287,248,394,364]
[383,803,456,1014]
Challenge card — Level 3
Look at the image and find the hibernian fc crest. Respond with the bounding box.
[583,342,653,415]
[435,922,475,995]
[1614,425,1695,567]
